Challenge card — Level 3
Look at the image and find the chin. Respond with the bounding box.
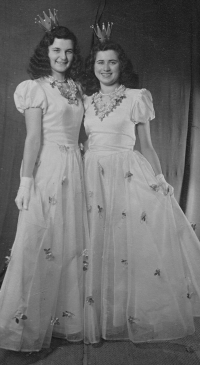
[100,79,113,85]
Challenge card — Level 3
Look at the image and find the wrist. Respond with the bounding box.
[155,173,165,183]
[20,176,32,189]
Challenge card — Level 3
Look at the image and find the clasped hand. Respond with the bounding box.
[156,174,174,196]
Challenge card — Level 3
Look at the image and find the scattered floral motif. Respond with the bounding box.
[83,260,89,271]
[82,249,89,259]
[98,205,103,218]
[62,311,75,318]
[82,249,89,271]
[49,195,57,205]
[187,280,194,299]
[128,316,138,324]
[44,248,54,261]
[97,162,104,175]
[58,144,70,153]
[86,296,94,305]
[122,210,126,218]
[125,171,133,181]
[35,159,41,167]
[62,176,67,184]
[91,85,126,121]
[191,223,196,231]
[150,184,159,192]
[13,311,27,324]
[51,317,60,326]
[140,211,147,223]
[121,259,128,266]
[154,269,161,276]
[87,205,92,212]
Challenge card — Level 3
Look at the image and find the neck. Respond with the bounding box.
[51,72,66,82]
[100,83,120,95]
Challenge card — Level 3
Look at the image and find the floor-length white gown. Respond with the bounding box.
[83,88,200,344]
[0,78,88,351]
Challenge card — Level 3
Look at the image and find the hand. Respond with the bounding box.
[155,174,174,196]
[15,177,32,210]
[167,184,174,196]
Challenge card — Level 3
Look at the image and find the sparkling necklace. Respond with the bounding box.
[49,76,79,105]
[91,85,126,121]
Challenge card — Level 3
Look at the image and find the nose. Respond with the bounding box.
[103,62,110,71]
[60,51,67,60]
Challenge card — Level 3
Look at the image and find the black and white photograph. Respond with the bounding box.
[0,0,200,364]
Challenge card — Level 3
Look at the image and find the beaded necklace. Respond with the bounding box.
[49,76,79,105]
[91,85,126,121]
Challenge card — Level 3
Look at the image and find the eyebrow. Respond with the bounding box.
[52,47,73,51]
[96,59,118,61]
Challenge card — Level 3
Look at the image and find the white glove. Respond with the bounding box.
[155,174,174,196]
[15,177,32,210]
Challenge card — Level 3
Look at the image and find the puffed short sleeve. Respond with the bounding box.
[131,88,155,124]
[14,80,48,115]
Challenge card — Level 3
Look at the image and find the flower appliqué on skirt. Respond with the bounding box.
[62,311,75,318]
[125,171,133,181]
[44,248,54,261]
[86,296,94,305]
[51,317,60,326]
[13,311,27,324]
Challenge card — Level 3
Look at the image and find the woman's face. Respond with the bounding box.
[48,38,74,78]
[94,50,120,87]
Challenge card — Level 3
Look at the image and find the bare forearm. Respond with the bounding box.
[141,146,162,176]
[22,137,41,177]
[84,138,89,153]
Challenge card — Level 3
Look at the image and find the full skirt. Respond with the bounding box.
[0,143,88,351]
[83,149,200,343]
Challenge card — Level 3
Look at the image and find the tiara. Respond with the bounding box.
[91,22,113,42]
[35,9,59,32]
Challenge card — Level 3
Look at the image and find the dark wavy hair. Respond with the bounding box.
[83,40,138,95]
[27,26,82,80]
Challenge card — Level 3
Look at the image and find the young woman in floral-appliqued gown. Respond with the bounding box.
[0,25,88,351]
[82,39,200,344]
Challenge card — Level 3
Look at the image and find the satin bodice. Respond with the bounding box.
[14,78,84,147]
[84,88,155,153]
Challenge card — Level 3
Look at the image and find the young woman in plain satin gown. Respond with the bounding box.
[0,25,88,351]
[82,39,200,344]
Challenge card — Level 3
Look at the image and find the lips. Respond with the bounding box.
[101,73,112,77]
[56,61,68,65]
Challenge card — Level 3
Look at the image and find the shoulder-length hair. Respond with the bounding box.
[27,26,82,80]
[83,40,138,95]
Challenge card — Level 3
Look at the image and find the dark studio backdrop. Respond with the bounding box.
[0,0,200,279]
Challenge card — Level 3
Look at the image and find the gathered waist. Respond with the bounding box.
[42,140,79,152]
[88,145,133,155]
[88,132,134,154]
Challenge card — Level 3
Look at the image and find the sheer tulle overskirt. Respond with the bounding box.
[0,144,87,351]
[84,149,200,344]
